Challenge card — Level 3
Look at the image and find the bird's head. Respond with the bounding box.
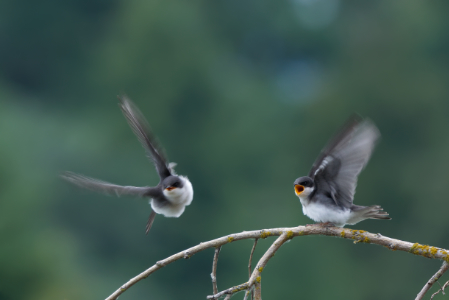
[162,176,184,192]
[293,176,314,198]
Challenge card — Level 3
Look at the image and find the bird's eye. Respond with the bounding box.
[173,182,179,187]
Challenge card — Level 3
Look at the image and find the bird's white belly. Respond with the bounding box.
[302,202,351,227]
[151,202,187,218]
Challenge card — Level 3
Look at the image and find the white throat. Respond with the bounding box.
[296,187,314,206]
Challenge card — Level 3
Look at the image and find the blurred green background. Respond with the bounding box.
[2,0,449,299]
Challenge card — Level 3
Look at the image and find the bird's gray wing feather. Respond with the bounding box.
[310,117,380,208]
[61,172,158,197]
[119,95,172,180]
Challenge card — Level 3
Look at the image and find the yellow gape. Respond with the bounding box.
[294,185,304,196]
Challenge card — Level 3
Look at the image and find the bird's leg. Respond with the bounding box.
[305,222,336,227]
[310,222,336,227]
[320,222,336,227]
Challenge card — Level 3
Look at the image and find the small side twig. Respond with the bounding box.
[416,261,449,300]
[248,239,259,278]
[207,282,249,299]
[430,280,449,300]
[211,246,222,295]
[243,288,252,300]
[248,238,258,300]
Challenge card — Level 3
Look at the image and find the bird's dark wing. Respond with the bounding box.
[309,116,362,177]
[61,172,157,197]
[118,95,172,180]
[145,210,157,235]
[309,117,380,208]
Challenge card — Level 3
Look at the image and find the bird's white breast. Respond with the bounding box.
[300,200,351,227]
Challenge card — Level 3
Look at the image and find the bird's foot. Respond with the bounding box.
[305,222,335,227]
[317,222,336,227]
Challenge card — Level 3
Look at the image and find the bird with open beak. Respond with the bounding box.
[62,96,193,235]
[293,116,390,227]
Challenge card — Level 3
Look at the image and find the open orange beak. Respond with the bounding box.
[165,186,177,191]
[294,185,304,196]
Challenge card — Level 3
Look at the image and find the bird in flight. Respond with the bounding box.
[63,95,193,234]
[293,116,390,227]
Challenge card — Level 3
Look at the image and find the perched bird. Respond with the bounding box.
[293,116,390,227]
[62,96,193,234]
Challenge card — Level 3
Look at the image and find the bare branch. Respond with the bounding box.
[105,225,449,300]
[430,279,449,300]
[416,262,449,300]
[211,246,222,295]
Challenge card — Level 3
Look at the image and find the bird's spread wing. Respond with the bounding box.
[61,172,156,197]
[309,116,380,208]
[118,95,172,180]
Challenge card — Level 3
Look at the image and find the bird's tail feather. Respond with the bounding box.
[145,210,157,235]
[347,205,391,225]
[354,205,391,220]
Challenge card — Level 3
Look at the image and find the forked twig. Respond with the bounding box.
[209,232,291,299]
[246,232,289,294]
[416,262,449,300]
[430,280,449,300]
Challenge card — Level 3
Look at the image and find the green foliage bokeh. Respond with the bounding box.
[1,0,449,299]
